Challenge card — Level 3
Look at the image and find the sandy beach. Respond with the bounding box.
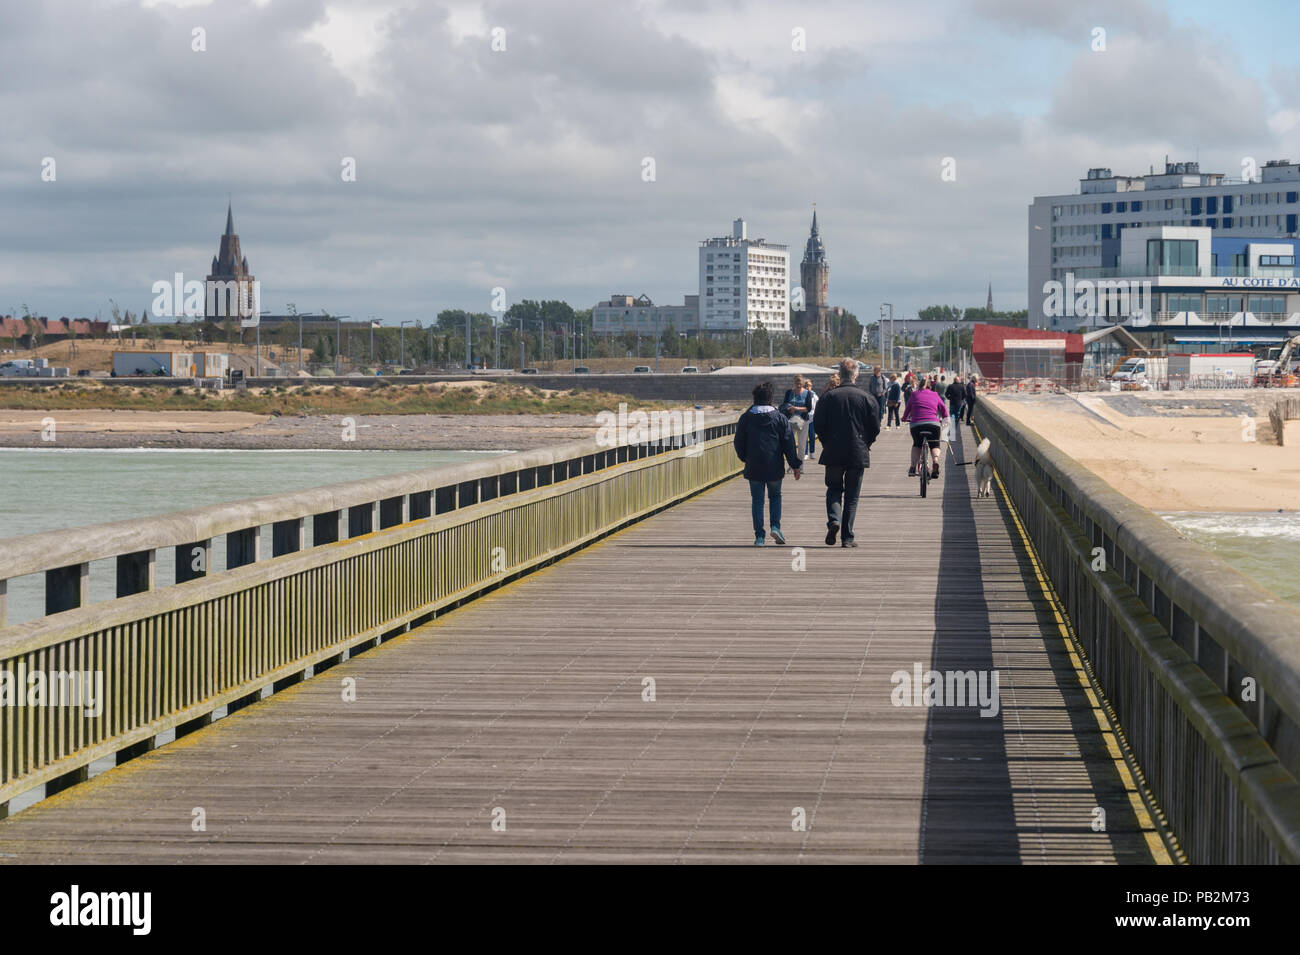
[987,391,1300,512]
[0,409,601,451]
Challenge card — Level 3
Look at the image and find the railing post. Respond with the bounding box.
[45,562,89,615]
[176,539,211,583]
[115,549,156,597]
[0,578,6,628]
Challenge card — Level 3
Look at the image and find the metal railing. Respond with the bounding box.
[1068,265,1299,280]
[977,399,1300,862]
[0,415,740,812]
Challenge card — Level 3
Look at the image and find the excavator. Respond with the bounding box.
[1255,333,1300,386]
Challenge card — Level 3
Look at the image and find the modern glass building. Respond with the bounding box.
[1028,161,1300,353]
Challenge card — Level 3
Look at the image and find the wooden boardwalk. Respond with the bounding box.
[0,424,1169,863]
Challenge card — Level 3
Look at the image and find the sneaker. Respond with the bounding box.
[770,526,786,545]
[931,466,940,479]
[754,535,766,547]
[825,523,839,546]
[841,540,859,548]
[907,467,916,477]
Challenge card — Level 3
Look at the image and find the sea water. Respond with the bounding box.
[0,447,510,625]
[1161,511,1300,607]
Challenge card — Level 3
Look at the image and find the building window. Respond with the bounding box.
[1260,254,1295,266]
[1147,238,1198,273]
[1223,195,1234,214]
[1249,295,1286,314]
[1132,201,1142,212]
[1206,295,1241,313]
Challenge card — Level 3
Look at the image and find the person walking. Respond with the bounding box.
[813,358,880,548]
[885,373,902,430]
[945,375,965,435]
[964,374,978,425]
[866,365,886,425]
[734,381,802,547]
[803,378,819,459]
[903,378,949,480]
[780,374,810,462]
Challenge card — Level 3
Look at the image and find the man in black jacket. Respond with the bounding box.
[734,380,802,546]
[945,375,965,434]
[813,358,880,547]
[964,375,978,425]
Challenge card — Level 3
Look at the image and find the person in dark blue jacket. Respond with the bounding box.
[734,380,802,546]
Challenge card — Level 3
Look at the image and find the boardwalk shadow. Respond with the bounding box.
[918,426,1159,864]
[918,426,1018,862]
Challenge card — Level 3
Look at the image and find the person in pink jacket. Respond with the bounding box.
[901,380,949,480]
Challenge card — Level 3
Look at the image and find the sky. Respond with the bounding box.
[3,0,1300,327]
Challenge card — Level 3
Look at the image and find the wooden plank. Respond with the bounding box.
[0,428,1164,863]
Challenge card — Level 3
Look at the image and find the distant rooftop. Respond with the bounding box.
[1060,158,1300,195]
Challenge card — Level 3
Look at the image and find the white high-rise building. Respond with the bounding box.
[698,218,790,335]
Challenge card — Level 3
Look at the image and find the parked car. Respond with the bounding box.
[573,366,590,374]
[632,365,652,373]
[520,367,540,375]
[680,366,700,374]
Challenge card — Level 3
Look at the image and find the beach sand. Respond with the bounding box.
[987,391,1300,512]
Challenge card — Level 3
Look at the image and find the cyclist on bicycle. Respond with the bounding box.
[902,379,949,480]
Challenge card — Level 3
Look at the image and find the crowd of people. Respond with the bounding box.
[733,358,980,547]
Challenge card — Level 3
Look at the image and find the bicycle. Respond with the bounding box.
[913,422,943,498]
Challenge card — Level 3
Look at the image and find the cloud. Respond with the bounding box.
[1,0,1298,325]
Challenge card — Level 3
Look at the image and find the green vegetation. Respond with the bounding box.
[0,381,666,416]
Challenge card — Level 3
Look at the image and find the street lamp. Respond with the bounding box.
[880,302,894,369]
[400,320,414,367]
[286,303,301,373]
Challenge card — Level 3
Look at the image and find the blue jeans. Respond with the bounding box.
[950,403,964,431]
[749,479,782,537]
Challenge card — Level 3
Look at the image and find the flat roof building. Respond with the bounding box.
[592,294,699,337]
[1028,161,1300,350]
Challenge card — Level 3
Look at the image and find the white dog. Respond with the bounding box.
[973,437,994,498]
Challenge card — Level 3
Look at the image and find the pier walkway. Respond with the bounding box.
[0,424,1167,863]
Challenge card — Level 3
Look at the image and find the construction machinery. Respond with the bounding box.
[1254,333,1300,386]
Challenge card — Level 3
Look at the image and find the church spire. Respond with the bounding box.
[811,206,819,235]
[225,201,234,237]
[987,281,993,313]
